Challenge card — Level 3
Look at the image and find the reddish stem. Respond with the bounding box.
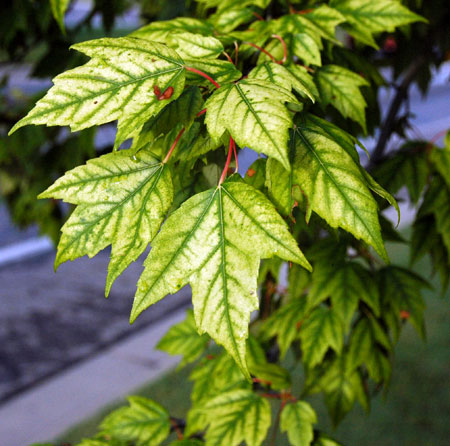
[234,41,239,65]
[253,377,272,386]
[219,136,234,185]
[223,50,234,65]
[185,66,221,89]
[271,34,287,64]
[163,127,185,164]
[232,139,239,173]
[252,11,265,21]
[242,41,278,63]
[196,108,207,117]
[170,418,183,440]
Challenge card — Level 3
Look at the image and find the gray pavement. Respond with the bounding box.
[0,248,190,405]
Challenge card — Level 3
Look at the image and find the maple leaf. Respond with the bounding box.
[205,79,298,170]
[10,37,186,150]
[131,179,311,377]
[40,147,173,295]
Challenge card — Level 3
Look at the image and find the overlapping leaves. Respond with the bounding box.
[9,37,187,150]
[205,79,298,170]
[287,119,388,260]
[39,147,172,295]
[131,179,311,377]
[100,396,170,445]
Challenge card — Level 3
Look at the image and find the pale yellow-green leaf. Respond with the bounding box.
[330,0,426,48]
[185,58,242,86]
[248,62,316,101]
[315,65,369,132]
[100,396,170,445]
[167,32,224,59]
[39,147,172,295]
[280,401,317,446]
[291,124,388,261]
[131,180,311,377]
[131,17,214,41]
[205,79,298,170]
[10,38,186,150]
[156,309,209,368]
[200,389,271,446]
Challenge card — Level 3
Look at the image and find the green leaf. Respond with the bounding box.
[248,62,316,102]
[378,266,431,339]
[330,0,426,48]
[172,123,222,162]
[373,143,429,204]
[169,441,204,446]
[100,396,170,445]
[299,306,344,368]
[266,156,297,216]
[307,261,380,327]
[210,5,256,33]
[316,356,367,425]
[348,317,391,372]
[433,184,450,255]
[315,65,369,132]
[50,0,70,33]
[314,433,344,446]
[272,6,345,45]
[259,34,321,67]
[136,86,204,148]
[39,148,173,295]
[431,132,450,188]
[200,389,271,446]
[10,38,186,150]
[291,123,388,261]
[189,352,248,406]
[262,296,308,357]
[205,79,298,170]
[250,363,292,390]
[131,180,311,377]
[132,17,214,40]
[156,309,209,367]
[167,32,224,59]
[280,401,317,446]
[185,58,242,86]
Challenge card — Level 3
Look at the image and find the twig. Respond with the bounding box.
[369,54,427,168]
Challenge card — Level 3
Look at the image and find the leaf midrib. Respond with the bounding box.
[294,127,380,252]
[58,163,165,260]
[22,66,184,123]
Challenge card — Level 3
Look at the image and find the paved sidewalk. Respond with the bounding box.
[0,305,188,446]
[0,246,190,401]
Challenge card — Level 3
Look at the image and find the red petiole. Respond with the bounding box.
[219,136,235,185]
[184,66,221,89]
[162,127,185,164]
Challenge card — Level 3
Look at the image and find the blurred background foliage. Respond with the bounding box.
[1,0,449,243]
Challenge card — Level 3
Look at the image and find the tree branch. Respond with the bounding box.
[369,54,427,169]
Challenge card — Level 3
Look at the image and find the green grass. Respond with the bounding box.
[56,237,450,446]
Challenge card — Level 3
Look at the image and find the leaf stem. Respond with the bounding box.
[163,127,185,164]
[271,34,287,64]
[170,417,184,440]
[196,108,207,117]
[234,41,239,65]
[219,136,235,185]
[184,66,221,89]
[242,41,278,64]
[222,51,235,65]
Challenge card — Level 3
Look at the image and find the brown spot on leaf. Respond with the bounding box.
[247,168,256,177]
